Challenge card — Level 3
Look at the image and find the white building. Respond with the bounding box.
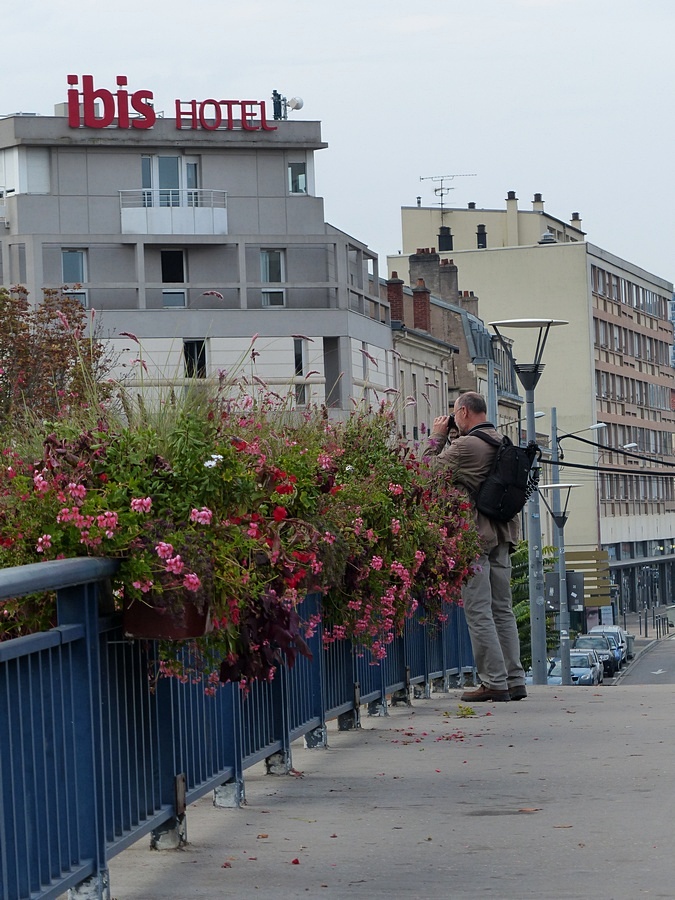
[0,75,394,411]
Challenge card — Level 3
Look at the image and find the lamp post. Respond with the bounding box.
[551,416,607,682]
[537,479,579,684]
[489,318,568,685]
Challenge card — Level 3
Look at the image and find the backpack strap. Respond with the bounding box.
[467,429,503,449]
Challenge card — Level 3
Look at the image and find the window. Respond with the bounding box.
[62,249,85,283]
[142,155,200,208]
[161,250,186,308]
[294,338,306,405]
[184,340,206,378]
[288,162,307,194]
[261,248,285,307]
[62,249,88,306]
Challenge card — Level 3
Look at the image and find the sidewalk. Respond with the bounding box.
[105,638,675,900]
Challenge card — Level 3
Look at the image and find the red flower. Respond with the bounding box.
[272,506,288,522]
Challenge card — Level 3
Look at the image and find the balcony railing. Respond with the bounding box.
[119,189,228,235]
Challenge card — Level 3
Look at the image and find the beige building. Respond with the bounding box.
[381,255,523,448]
[389,193,675,614]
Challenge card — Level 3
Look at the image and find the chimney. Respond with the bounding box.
[412,278,431,332]
[476,224,487,249]
[409,247,441,295]
[438,225,453,252]
[468,202,476,210]
[532,192,544,212]
[438,257,459,303]
[387,271,405,323]
[459,290,479,317]
[571,211,583,230]
[506,190,519,245]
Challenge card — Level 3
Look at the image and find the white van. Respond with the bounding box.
[590,625,629,662]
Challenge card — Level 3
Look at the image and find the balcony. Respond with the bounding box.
[120,189,227,236]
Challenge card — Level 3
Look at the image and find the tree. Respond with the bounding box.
[0,286,113,429]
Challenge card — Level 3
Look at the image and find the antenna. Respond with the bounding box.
[419,173,477,219]
[271,90,303,120]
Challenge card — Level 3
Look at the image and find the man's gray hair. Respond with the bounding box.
[456,391,487,415]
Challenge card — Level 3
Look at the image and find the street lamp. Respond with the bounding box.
[552,416,607,671]
[488,318,568,685]
[537,479,580,686]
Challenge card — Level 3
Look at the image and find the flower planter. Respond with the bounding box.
[123,598,213,640]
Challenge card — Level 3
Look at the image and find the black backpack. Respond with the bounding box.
[469,430,541,522]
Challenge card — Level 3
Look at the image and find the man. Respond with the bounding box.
[428,392,527,702]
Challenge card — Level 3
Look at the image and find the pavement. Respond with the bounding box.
[102,618,675,900]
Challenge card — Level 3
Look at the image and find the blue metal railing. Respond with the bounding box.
[0,561,474,900]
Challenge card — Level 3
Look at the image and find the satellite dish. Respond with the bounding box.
[288,97,304,111]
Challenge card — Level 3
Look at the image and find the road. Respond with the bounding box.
[618,633,675,685]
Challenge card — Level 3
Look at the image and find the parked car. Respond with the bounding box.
[525,651,603,686]
[601,631,624,670]
[573,634,618,676]
[589,625,629,664]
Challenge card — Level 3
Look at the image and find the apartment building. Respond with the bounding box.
[389,193,675,613]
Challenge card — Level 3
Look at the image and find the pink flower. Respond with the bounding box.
[189,506,213,525]
[155,541,174,560]
[183,573,201,592]
[388,483,404,495]
[67,482,87,501]
[164,555,185,575]
[317,452,333,470]
[370,556,384,570]
[132,579,154,593]
[33,473,49,494]
[36,534,52,553]
[390,518,401,535]
[131,497,152,513]
[96,511,118,532]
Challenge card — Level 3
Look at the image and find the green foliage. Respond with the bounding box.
[0,364,481,689]
[511,540,558,670]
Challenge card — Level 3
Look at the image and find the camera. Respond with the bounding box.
[447,413,456,427]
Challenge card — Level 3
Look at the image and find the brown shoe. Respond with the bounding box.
[460,684,510,702]
[509,685,528,701]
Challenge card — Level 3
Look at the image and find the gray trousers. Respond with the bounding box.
[462,542,526,690]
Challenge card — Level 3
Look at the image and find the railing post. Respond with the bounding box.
[57,582,110,900]
[214,684,245,808]
[265,668,292,775]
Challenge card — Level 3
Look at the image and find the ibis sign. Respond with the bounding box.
[66,75,277,132]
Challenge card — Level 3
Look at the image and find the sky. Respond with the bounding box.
[4,0,675,284]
